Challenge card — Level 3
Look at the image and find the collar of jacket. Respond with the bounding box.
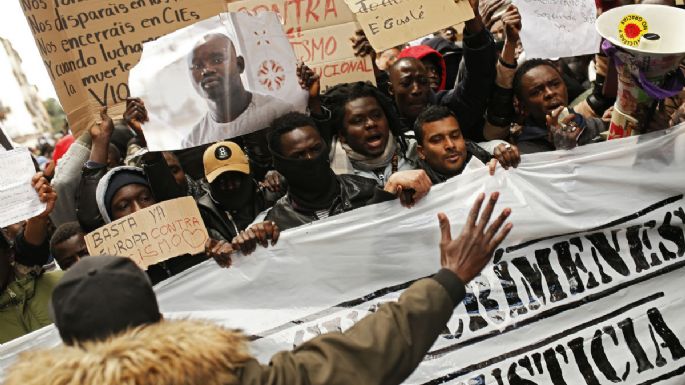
[289,174,379,215]
[3,319,252,385]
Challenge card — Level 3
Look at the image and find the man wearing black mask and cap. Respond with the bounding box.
[265,112,433,231]
[197,141,280,257]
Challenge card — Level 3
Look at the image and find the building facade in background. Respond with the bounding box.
[0,37,50,141]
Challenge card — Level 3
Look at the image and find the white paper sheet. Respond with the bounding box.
[515,0,601,59]
[0,147,45,227]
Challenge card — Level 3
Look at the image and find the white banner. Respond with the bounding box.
[2,125,685,384]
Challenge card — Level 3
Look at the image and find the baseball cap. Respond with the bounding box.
[203,141,250,183]
[51,256,161,345]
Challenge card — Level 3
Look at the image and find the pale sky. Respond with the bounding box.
[0,1,58,101]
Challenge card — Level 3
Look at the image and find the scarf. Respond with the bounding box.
[332,133,397,174]
[273,149,341,212]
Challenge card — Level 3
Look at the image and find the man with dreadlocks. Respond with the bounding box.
[323,81,419,187]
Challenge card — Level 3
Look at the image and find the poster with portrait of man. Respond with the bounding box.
[129,12,307,151]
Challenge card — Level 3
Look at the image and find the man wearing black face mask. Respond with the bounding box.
[197,142,279,251]
[265,112,433,231]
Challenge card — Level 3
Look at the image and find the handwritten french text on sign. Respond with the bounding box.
[514,0,600,59]
[0,148,45,228]
[344,0,474,52]
[84,197,208,270]
[20,0,226,139]
[228,0,376,90]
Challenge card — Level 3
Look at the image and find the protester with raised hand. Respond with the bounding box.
[5,192,512,385]
[386,0,496,141]
[483,4,522,141]
[1,173,62,343]
[512,59,604,154]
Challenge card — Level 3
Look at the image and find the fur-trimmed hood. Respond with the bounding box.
[4,319,252,385]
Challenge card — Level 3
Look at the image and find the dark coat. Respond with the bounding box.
[265,174,396,231]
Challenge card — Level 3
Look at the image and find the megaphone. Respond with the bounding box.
[596,4,685,139]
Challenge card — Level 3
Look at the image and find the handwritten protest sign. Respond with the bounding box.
[84,197,208,270]
[228,0,376,91]
[514,0,600,59]
[0,147,44,227]
[20,0,226,138]
[298,22,375,90]
[344,0,474,52]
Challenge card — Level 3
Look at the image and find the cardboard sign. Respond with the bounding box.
[20,0,227,138]
[228,0,376,90]
[84,197,208,270]
[298,22,375,91]
[514,0,600,59]
[344,0,474,52]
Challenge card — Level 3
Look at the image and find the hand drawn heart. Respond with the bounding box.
[183,229,207,249]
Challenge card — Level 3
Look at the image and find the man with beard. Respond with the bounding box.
[183,33,295,147]
[512,59,604,154]
[415,106,520,184]
[197,141,280,258]
[264,112,432,231]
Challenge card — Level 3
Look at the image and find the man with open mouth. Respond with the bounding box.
[512,59,605,154]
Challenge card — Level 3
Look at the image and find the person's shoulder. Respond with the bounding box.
[337,174,380,192]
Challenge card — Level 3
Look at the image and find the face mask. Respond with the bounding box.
[272,149,339,210]
[210,175,254,211]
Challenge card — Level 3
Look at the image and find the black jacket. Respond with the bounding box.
[265,174,396,231]
[419,141,493,184]
[197,187,276,242]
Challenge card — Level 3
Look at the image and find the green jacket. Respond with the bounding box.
[5,269,465,385]
[0,270,63,344]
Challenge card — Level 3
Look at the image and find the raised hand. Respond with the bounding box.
[438,192,512,283]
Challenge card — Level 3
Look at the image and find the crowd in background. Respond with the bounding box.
[1,0,685,383]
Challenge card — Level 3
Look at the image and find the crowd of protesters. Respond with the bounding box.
[1,0,685,383]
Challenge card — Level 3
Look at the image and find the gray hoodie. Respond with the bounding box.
[95,166,147,224]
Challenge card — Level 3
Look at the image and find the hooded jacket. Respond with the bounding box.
[398,45,448,91]
[94,166,207,284]
[4,271,465,385]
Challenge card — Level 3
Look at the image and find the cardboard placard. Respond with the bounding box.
[20,0,227,138]
[297,22,375,91]
[84,197,208,270]
[344,0,474,52]
[228,0,376,90]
